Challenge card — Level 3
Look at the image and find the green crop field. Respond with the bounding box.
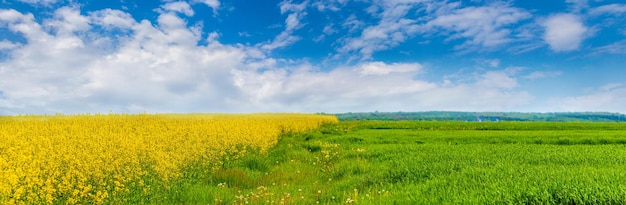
[160,121,626,204]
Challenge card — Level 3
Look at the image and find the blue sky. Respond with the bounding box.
[1,0,625,114]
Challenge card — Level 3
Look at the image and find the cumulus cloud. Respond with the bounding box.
[357,61,422,76]
[46,6,91,34]
[159,1,195,17]
[89,9,136,29]
[0,40,21,50]
[0,7,245,114]
[232,61,532,112]
[0,5,537,114]
[229,61,433,112]
[156,0,221,16]
[542,13,588,52]
[192,0,220,13]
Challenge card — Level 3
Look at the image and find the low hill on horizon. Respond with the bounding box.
[334,111,626,122]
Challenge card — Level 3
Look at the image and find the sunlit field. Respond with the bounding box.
[3,115,626,204]
[174,120,626,204]
[0,113,337,204]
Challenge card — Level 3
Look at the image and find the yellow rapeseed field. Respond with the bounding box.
[0,113,338,204]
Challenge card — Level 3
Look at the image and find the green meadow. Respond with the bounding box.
[162,121,626,204]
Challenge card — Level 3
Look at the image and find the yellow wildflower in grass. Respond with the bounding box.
[0,113,338,204]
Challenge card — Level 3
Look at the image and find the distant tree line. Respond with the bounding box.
[333,111,626,122]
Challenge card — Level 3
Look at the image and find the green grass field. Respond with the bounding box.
[163,121,626,204]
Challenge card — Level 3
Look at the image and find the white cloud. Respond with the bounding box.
[89,9,136,29]
[14,0,60,5]
[45,6,91,34]
[592,40,626,55]
[415,86,533,112]
[487,59,500,68]
[285,12,303,31]
[601,83,623,91]
[192,0,220,13]
[156,0,221,16]
[542,13,588,52]
[260,32,301,51]
[0,9,90,102]
[279,0,310,34]
[589,4,626,16]
[160,1,195,17]
[424,2,532,52]
[0,9,48,42]
[0,40,21,50]
[238,32,251,37]
[557,84,626,113]
[280,0,308,16]
[0,6,536,114]
[476,71,518,89]
[0,9,27,22]
[523,71,563,80]
[341,14,364,33]
[313,0,342,12]
[340,18,417,58]
[357,61,422,76]
[0,8,246,114]
[476,58,500,68]
[322,24,337,35]
[313,23,337,42]
[566,0,588,13]
[232,61,532,112]
[259,0,308,51]
[339,1,533,58]
[339,0,422,58]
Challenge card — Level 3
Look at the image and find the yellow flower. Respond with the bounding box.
[0,113,337,204]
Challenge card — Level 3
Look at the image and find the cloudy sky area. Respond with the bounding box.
[0,0,625,114]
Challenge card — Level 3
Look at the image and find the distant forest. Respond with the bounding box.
[333,111,626,122]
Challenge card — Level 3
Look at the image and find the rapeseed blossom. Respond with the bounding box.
[0,113,337,204]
